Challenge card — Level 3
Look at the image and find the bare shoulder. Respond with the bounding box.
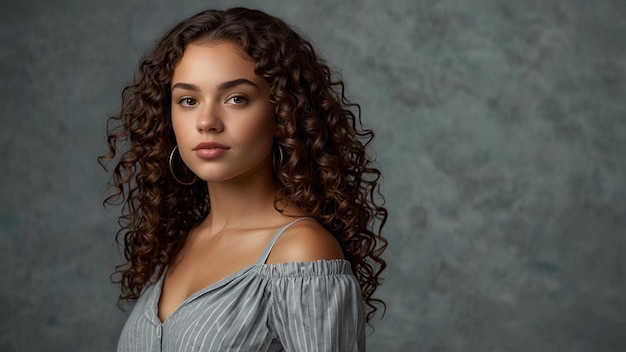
[265,218,345,264]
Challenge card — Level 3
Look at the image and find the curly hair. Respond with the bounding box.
[99,7,388,321]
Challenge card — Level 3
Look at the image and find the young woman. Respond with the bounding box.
[100,7,387,351]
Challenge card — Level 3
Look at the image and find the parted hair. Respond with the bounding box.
[99,7,388,321]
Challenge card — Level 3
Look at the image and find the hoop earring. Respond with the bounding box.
[273,143,285,172]
[168,146,198,185]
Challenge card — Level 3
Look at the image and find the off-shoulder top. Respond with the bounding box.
[117,218,366,351]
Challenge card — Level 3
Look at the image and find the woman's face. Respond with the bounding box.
[170,42,276,184]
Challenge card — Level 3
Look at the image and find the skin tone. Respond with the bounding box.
[158,42,344,322]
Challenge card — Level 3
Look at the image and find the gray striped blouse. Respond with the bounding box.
[117,219,366,351]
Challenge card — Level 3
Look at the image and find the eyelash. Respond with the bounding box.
[226,95,248,105]
[176,95,248,108]
[178,97,197,108]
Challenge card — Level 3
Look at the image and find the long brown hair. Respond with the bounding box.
[99,7,388,321]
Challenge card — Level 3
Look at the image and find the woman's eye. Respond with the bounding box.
[179,97,197,107]
[226,95,248,105]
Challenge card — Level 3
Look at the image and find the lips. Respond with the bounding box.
[193,142,230,151]
[193,142,230,159]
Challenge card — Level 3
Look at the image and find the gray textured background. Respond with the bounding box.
[1,0,625,351]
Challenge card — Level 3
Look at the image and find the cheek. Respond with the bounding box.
[250,118,276,146]
[170,115,188,142]
[237,109,275,143]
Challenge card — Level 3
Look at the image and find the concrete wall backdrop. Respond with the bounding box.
[1,0,624,351]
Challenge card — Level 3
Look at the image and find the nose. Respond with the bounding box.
[196,104,223,133]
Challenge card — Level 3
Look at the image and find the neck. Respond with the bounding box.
[203,171,282,232]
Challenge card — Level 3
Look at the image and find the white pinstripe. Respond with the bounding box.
[117,219,365,352]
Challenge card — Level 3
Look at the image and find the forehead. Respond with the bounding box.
[172,42,258,85]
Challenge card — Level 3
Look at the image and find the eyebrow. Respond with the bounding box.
[218,78,259,90]
[171,78,259,92]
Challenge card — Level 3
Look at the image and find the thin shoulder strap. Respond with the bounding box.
[256,217,313,264]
